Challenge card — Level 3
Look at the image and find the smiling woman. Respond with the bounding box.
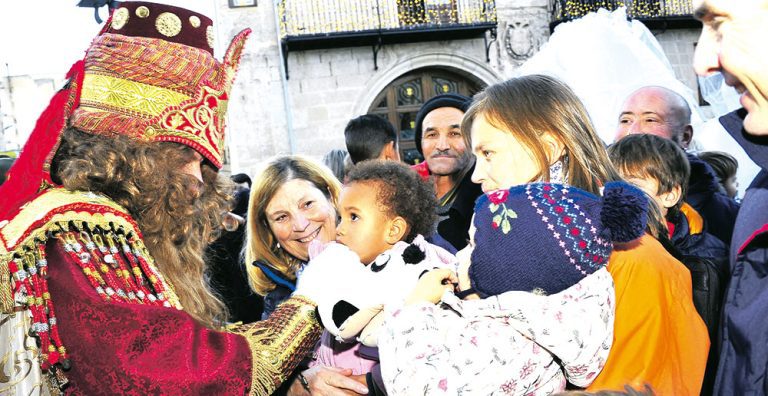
[245,155,342,319]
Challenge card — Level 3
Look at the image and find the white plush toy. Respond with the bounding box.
[312,235,457,347]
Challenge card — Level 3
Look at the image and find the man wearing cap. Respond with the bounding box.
[412,93,483,251]
[0,2,354,395]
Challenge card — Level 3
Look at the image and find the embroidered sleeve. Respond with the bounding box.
[228,295,322,395]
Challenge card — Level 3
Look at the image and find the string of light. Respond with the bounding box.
[557,0,692,20]
[279,0,497,37]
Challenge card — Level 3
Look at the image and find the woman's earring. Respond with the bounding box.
[275,242,281,250]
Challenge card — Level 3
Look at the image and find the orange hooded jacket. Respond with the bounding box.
[588,234,709,395]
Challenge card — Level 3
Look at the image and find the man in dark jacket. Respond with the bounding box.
[411,94,482,252]
[693,0,768,393]
[614,85,740,244]
[686,152,740,245]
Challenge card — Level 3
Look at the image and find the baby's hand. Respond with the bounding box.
[404,268,458,306]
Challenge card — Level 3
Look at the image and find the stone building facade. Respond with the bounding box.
[212,0,702,174]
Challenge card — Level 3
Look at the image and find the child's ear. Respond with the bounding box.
[659,185,683,209]
[380,141,399,161]
[386,216,408,244]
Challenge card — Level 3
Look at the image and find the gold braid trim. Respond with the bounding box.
[80,74,192,117]
[0,189,134,254]
[228,295,322,395]
[0,260,10,314]
[1,188,182,313]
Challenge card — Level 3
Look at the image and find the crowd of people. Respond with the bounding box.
[0,0,766,395]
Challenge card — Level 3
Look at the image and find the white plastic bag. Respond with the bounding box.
[516,7,701,143]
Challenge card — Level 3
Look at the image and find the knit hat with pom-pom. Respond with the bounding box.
[469,182,647,297]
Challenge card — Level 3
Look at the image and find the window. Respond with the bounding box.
[367,68,484,164]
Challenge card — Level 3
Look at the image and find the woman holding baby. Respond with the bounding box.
[378,75,708,395]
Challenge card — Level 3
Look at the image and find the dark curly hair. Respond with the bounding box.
[345,160,437,242]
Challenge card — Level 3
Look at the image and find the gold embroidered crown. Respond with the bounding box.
[69,2,250,169]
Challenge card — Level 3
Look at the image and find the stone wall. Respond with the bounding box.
[215,0,508,174]
[214,0,702,175]
[491,0,550,79]
[654,29,700,92]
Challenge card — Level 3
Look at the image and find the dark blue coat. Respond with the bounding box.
[714,109,768,395]
[667,205,728,396]
[686,153,740,245]
[252,260,296,320]
[669,205,728,262]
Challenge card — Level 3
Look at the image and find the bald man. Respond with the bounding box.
[614,86,739,245]
[615,86,694,148]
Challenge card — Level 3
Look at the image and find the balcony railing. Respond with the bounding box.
[277,0,497,78]
[278,0,497,38]
[551,0,696,29]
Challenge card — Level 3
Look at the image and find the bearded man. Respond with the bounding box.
[0,2,332,394]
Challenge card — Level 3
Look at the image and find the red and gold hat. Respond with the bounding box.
[71,1,250,169]
[0,1,250,224]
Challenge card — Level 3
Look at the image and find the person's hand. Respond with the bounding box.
[404,268,458,306]
[288,366,369,395]
[455,244,480,300]
[348,374,367,386]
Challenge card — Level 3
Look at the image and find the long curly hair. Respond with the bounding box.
[52,128,231,328]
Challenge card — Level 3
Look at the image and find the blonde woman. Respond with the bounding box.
[246,155,373,394]
[246,155,342,318]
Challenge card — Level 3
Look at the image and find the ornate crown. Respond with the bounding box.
[69,2,250,169]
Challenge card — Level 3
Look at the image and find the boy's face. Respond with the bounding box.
[622,175,679,217]
[336,181,398,264]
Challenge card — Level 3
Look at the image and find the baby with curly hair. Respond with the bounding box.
[307,159,457,394]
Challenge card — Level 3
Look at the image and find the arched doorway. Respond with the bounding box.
[366,68,485,164]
